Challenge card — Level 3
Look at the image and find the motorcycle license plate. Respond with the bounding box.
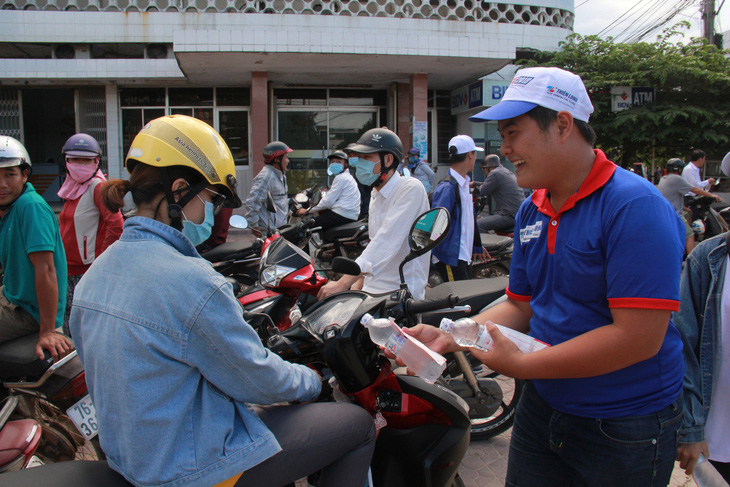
[66,394,99,440]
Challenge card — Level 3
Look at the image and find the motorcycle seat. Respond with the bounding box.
[0,335,52,379]
[480,234,513,253]
[0,460,133,486]
[322,222,368,240]
[421,277,508,326]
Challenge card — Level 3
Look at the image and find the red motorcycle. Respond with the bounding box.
[238,233,331,342]
[0,335,104,466]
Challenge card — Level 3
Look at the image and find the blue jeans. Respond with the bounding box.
[506,381,682,487]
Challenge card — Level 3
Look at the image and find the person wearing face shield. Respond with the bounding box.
[399,147,435,193]
[58,133,123,335]
[296,151,360,230]
[317,128,431,300]
[244,141,292,236]
[69,115,376,487]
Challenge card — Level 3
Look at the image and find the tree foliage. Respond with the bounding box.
[523,23,730,167]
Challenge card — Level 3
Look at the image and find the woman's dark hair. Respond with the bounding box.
[101,161,205,213]
[525,106,597,147]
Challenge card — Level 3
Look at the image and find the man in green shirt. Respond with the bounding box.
[0,136,72,361]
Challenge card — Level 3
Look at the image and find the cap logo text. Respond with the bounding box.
[512,76,534,86]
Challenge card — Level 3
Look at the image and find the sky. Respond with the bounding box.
[572,0,730,43]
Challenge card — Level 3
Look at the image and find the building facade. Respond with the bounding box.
[0,0,573,201]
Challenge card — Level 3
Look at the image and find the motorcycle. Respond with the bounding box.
[0,334,104,464]
[687,194,730,242]
[237,232,332,342]
[0,397,43,472]
[285,186,370,275]
[0,208,469,487]
[267,207,471,487]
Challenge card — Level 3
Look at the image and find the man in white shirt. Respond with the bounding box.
[682,149,716,195]
[296,151,360,230]
[317,128,430,300]
[430,135,485,281]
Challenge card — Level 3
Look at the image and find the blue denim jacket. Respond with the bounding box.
[674,233,726,443]
[70,217,321,487]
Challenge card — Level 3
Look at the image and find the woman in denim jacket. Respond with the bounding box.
[69,115,375,487]
[674,232,730,481]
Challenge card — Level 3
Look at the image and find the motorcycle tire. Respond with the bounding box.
[451,474,465,487]
[442,367,523,441]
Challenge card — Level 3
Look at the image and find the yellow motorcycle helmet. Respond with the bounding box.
[125,114,242,209]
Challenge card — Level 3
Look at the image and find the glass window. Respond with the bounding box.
[169,88,213,107]
[328,111,376,150]
[217,88,250,106]
[120,88,165,107]
[219,111,249,166]
[278,111,327,149]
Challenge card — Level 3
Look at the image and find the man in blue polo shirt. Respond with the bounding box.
[0,136,72,361]
[401,67,685,486]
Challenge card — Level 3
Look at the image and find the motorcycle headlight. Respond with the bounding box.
[261,264,297,287]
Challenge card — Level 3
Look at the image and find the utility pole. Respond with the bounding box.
[703,0,716,42]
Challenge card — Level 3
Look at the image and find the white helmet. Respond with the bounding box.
[691,219,705,236]
[0,136,31,169]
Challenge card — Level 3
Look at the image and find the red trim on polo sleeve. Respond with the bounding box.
[506,287,532,302]
[608,297,680,311]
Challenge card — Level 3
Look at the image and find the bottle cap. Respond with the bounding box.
[439,318,454,333]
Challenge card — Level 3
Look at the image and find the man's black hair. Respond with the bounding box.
[448,145,469,164]
[690,149,706,162]
[525,106,597,147]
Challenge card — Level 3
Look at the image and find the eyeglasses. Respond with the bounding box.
[204,187,227,215]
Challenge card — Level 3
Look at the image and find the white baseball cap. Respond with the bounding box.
[448,135,484,155]
[470,67,594,123]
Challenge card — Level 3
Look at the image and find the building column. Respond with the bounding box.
[251,71,269,175]
[410,73,428,161]
[105,84,122,179]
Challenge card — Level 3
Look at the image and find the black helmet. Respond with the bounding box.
[263,141,293,164]
[666,158,684,173]
[327,151,348,161]
[347,128,403,163]
[62,133,101,158]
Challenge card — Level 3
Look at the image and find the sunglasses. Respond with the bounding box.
[204,187,227,215]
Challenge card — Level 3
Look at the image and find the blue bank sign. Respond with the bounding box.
[451,79,511,115]
[611,86,656,111]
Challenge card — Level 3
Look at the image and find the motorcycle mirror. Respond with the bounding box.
[331,256,361,276]
[409,207,451,256]
[311,190,322,207]
[397,207,451,290]
[229,215,248,229]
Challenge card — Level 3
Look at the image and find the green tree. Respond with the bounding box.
[524,23,730,168]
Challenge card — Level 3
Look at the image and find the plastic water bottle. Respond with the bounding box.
[361,313,446,384]
[694,454,730,487]
[439,317,550,353]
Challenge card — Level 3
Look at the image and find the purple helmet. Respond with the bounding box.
[62,134,101,158]
[408,147,420,155]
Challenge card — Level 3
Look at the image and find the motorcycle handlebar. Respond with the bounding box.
[406,295,460,315]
